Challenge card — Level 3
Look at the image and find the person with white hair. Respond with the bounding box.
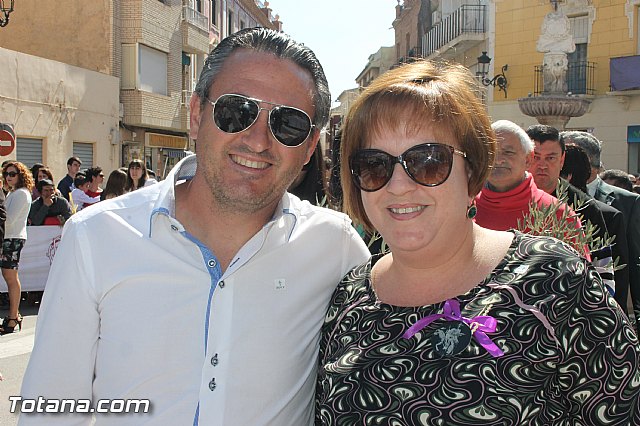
[474,120,579,233]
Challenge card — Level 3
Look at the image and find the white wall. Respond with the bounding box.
[0,47,120,183]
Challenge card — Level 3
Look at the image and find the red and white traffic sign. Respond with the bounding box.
[0,123,16,156]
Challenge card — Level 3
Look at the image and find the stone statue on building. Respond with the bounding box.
[543,53,570,93]
[537,10,575,94]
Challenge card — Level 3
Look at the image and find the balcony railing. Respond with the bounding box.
[393,46,424,68]
[423,5,485,57]
[533,61,596,96]
[610,55,640,91]
[182,5,208,32]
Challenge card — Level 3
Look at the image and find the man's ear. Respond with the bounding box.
[525,150,534,170]
[189,94,203,139]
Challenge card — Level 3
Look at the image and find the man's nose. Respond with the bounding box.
[536,161,548,170]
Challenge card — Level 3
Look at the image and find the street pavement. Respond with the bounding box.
[0,303,40,426]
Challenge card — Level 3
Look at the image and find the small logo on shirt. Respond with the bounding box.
[274,279,286,290]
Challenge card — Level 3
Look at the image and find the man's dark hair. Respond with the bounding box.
[560,145,591,192]
[36,179,55,194]
[601,169,634,192]
[67,156,82,167]
[526,124,564,152]
[73,172,88,188]
[193,27,331,129]
[85,166,103,182]
[30,163,44,180]
[560,131,602,169]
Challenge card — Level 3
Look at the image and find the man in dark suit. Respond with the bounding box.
[527,125,630,313]
[562,130,640,323]
[560,144,630,311]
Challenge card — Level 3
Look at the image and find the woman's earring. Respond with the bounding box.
[466,202,477,220]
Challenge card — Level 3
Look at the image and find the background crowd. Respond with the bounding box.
[3,120,640,336]
[9,28,639,424]
[0,157,158,334]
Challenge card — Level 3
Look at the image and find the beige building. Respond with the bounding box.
[0,47,120,179]
[0,0,281,179]
[393,0,428,63]
[356,46,396,88]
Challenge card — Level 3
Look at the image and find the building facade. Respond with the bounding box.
[489,0,640,173]
[355,46,396,89]
[393,0,429,64]
[0,0,281,180]
[401,0,640,173]
[0,47,120,179]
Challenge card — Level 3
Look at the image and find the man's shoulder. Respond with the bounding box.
[286,193,346,218]
[591,197,621,216]
[608,183,640,202]
[534,187,561,206]
[58,175,72,185]
[53,195,71,207]
[284,194,359,236]
[67,184,163,228]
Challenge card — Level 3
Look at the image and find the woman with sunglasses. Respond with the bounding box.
[315,61,640,424]
[0,161,33,334]
[126,159,148,191]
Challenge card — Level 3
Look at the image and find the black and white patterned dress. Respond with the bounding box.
[316,231,640,425]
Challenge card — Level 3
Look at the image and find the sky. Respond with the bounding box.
[267,0,397,106]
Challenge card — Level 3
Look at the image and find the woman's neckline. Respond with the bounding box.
[368,230,519,308]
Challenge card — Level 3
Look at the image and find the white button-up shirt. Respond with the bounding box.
[20,155,370,425]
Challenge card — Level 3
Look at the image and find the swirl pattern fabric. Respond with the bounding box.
[316,232,640,425]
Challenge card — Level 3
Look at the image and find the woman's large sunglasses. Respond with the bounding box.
[208,93,315,147]
[350,143,468,192]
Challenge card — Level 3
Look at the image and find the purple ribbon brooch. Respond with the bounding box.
[402,299,504,358]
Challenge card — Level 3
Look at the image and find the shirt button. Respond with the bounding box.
[219,281,225,288]
[209,378,216,391]
[208,259,217,268]
[211,353,218,366]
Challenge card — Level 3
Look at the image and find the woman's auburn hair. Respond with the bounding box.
[340,60,496,233]
[3,161,35,191]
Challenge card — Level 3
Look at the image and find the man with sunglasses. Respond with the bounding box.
[20,28,370,425]
[474,120,578,233]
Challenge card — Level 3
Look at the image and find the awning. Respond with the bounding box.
[164,149,190,159]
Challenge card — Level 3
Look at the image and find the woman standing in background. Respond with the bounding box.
[0,161,33,334]
[125,159,148,192]
[101,168,128,200]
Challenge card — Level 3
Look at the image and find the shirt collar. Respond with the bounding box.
[148,154,300,241]
[586,176,600,197]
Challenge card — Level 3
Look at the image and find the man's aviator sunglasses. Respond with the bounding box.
[208,93,315,147]
[350,143,468,192]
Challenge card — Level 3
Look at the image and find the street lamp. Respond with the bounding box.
[0,0,14,27]
[476,51,509,98]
